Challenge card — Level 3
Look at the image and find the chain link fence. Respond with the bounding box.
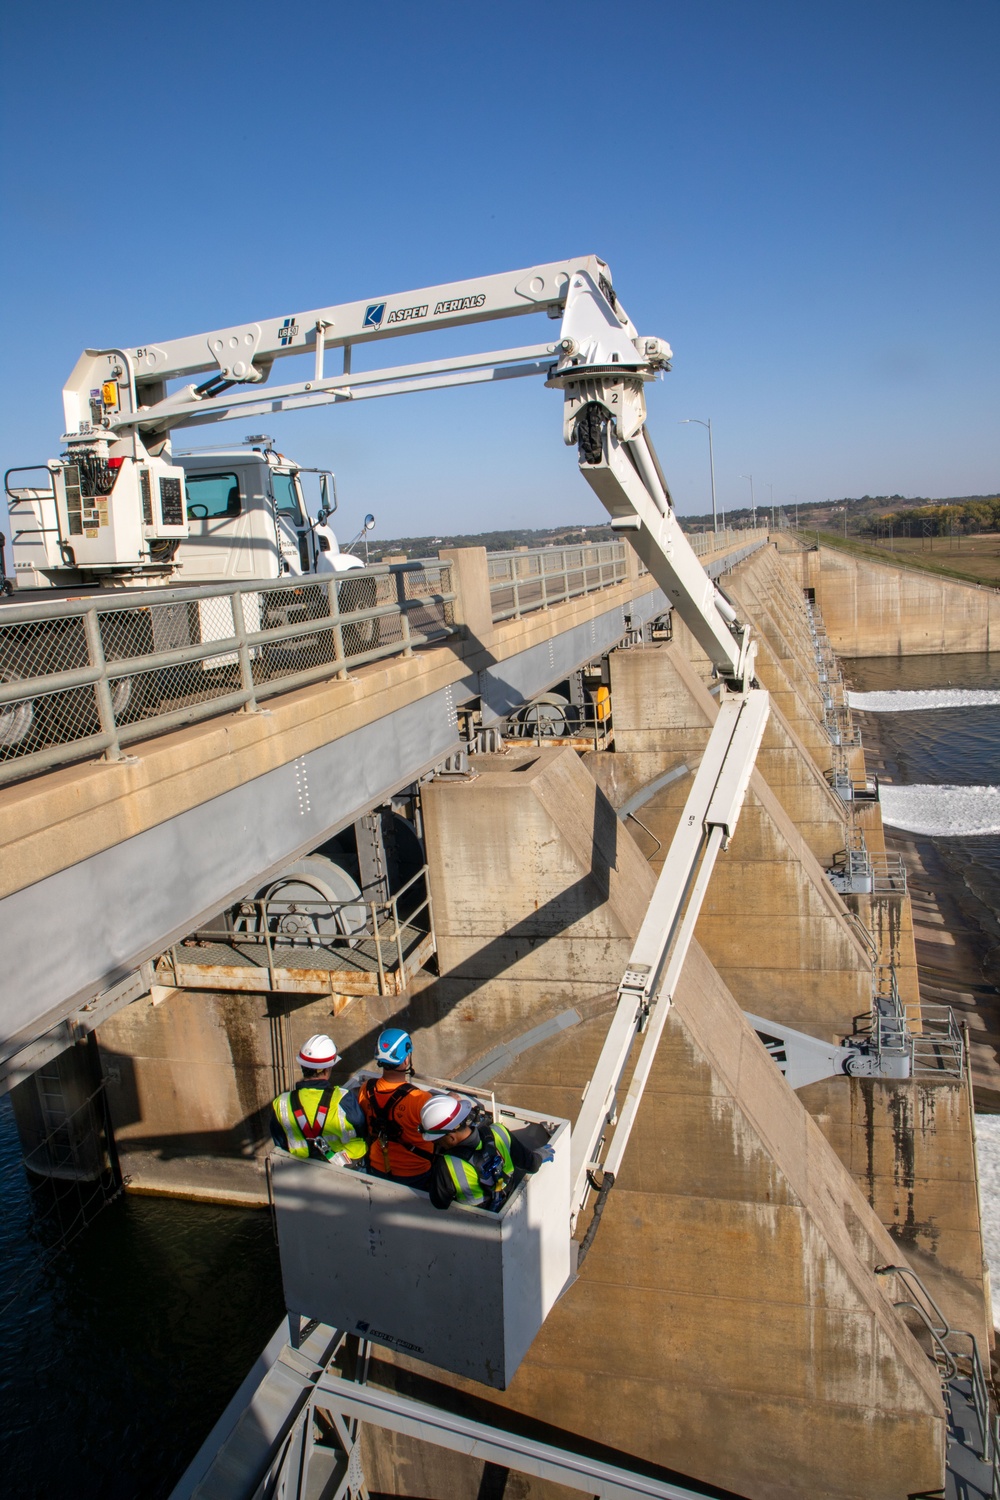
[0,562,454,786]
[0,530,765,789]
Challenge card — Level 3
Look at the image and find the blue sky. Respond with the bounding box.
[1,1,997,540]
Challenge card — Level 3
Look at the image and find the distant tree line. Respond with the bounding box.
[367,522,614,560]
[858,497,1000,537]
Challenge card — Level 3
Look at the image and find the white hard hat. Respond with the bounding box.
[420,1094,474,1140]
[298,1034,339,1070]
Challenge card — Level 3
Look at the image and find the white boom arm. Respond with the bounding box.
[570,689,769,1232]
[55,260,772,1240]
[63,256,752,680]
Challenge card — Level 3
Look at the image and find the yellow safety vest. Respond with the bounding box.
[442,1124,515,1208]
[272,1085,366,1161]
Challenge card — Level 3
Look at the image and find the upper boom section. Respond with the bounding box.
[63,257,615,439]
[50,254,754,683]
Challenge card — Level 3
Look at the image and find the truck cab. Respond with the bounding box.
[4,441,363,592]
[173,444,361,584]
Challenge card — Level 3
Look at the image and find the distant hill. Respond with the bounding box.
[363,522,614,562]
[363,493,999,559]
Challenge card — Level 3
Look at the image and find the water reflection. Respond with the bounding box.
[0,1093,283,1499]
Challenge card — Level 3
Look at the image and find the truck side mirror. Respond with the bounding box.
[364,513,376,532]
[318,472,338,522]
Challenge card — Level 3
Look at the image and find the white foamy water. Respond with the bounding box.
[847,688,1000,712]
[975,1116,1000,1292]
[879,783,1000,837]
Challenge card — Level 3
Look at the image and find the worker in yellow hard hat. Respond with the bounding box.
[270,1033,367,1166]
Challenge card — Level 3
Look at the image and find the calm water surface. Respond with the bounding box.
[0,1091,283,1498]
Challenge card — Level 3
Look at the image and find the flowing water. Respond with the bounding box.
[844,651,1000,972]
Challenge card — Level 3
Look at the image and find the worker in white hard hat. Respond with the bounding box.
[270,1034,367,1166]
[420,1094,554,1211]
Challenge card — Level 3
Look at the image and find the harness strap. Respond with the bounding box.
[290,1086,335,1140]
[360,1080,434,1162]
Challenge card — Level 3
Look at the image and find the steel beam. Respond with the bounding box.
[312,1377,734,1500]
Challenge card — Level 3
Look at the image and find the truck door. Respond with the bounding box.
[178,468,258,579]
[270,470,315,575]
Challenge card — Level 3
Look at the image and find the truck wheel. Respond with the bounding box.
[0,673,34,749]
[338,573,380,658]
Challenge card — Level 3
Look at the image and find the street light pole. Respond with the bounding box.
[740,474,756,528]
[680,418,718,534]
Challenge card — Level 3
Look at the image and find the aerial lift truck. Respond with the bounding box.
[13,260,787,1384]
[14,261,914,1496]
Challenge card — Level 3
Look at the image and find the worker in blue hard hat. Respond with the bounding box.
[356,1027,436,1187]
[270,1034,367,1166]
[420,1094,555,1211]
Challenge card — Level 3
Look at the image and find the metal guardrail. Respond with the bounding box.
[686,525,768,558]
[0,527,767,789]
[488,542,627,620]
[876,1263,995,1480]
[0,563,454,786]
[487,528,771,621]
[852,965,964,1078]
[911,1002,965,1077]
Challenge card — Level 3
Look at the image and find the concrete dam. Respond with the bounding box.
[3,531,997,1500]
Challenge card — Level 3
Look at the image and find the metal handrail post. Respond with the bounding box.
[396,571,414,658]
[261,902,278,993]
[372,902,387,995]
[230,589,258,711]
[392,892,405,976]
[325,577,349,680]
[83,606,123,761]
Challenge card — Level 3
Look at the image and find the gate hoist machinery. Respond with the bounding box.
[6,260,883,1334]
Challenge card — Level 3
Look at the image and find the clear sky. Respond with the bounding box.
[1,1,997,541]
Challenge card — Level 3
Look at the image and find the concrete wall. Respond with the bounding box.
[597,645,873,1040]
[421,747,655,1012]
[801,1071,992,1354]
[364,939,945,1500]
[777,537,1000,655]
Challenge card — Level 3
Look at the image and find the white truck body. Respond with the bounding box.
[7,445,363,591]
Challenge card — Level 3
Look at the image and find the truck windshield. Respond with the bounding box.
[272,472,303,521]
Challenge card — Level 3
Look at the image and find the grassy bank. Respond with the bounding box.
[800,527,1000,590]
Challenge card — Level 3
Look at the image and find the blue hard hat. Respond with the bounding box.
[377,1028,413,1067]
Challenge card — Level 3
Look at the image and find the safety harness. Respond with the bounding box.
[359,1080,434,1167]
[442,1124,515,1210]
[291,1085,335,1141]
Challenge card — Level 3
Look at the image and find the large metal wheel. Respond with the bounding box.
[511,691,572,739]
[0,671,33,748]
[252,855,368,943]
